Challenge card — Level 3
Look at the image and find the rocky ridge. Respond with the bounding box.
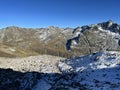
[0,20,120,58]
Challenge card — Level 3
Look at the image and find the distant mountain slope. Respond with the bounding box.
[0,20,120,57]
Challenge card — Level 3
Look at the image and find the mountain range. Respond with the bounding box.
[0,20,120,58]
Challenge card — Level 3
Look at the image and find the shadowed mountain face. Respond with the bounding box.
[0,20,120,58]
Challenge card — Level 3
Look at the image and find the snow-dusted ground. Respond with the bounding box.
[0,51,120,90]
[0,55,64,73]
[58,51,120,90]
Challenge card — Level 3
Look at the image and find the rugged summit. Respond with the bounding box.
[0,20,120,58]
[67,20,120,54]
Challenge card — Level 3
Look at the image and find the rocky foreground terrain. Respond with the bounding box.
[0,55,64,73]
[0,51,120,90]
[0,20,120,58]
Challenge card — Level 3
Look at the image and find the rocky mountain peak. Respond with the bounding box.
[107,19,113,24]
[106,20,114,28]
[97,20,120,32]
[72,26,81,34]
[47,26,60,30]
[5,26,21,30]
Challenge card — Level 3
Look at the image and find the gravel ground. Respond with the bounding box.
[0,55,64,73]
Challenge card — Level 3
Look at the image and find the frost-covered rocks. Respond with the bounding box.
[58,51,120,72]
[0,55,64,73]
[0,51,120,90]
[58,51,120,90]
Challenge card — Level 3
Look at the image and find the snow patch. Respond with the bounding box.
[98,27,119,36]
[58,51,120,89]
[39,32,48,40]
[9,48,16,52]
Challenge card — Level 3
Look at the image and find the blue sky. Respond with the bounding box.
[0,0,120,28]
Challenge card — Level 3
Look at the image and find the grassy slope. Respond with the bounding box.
[0,44,38,58]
